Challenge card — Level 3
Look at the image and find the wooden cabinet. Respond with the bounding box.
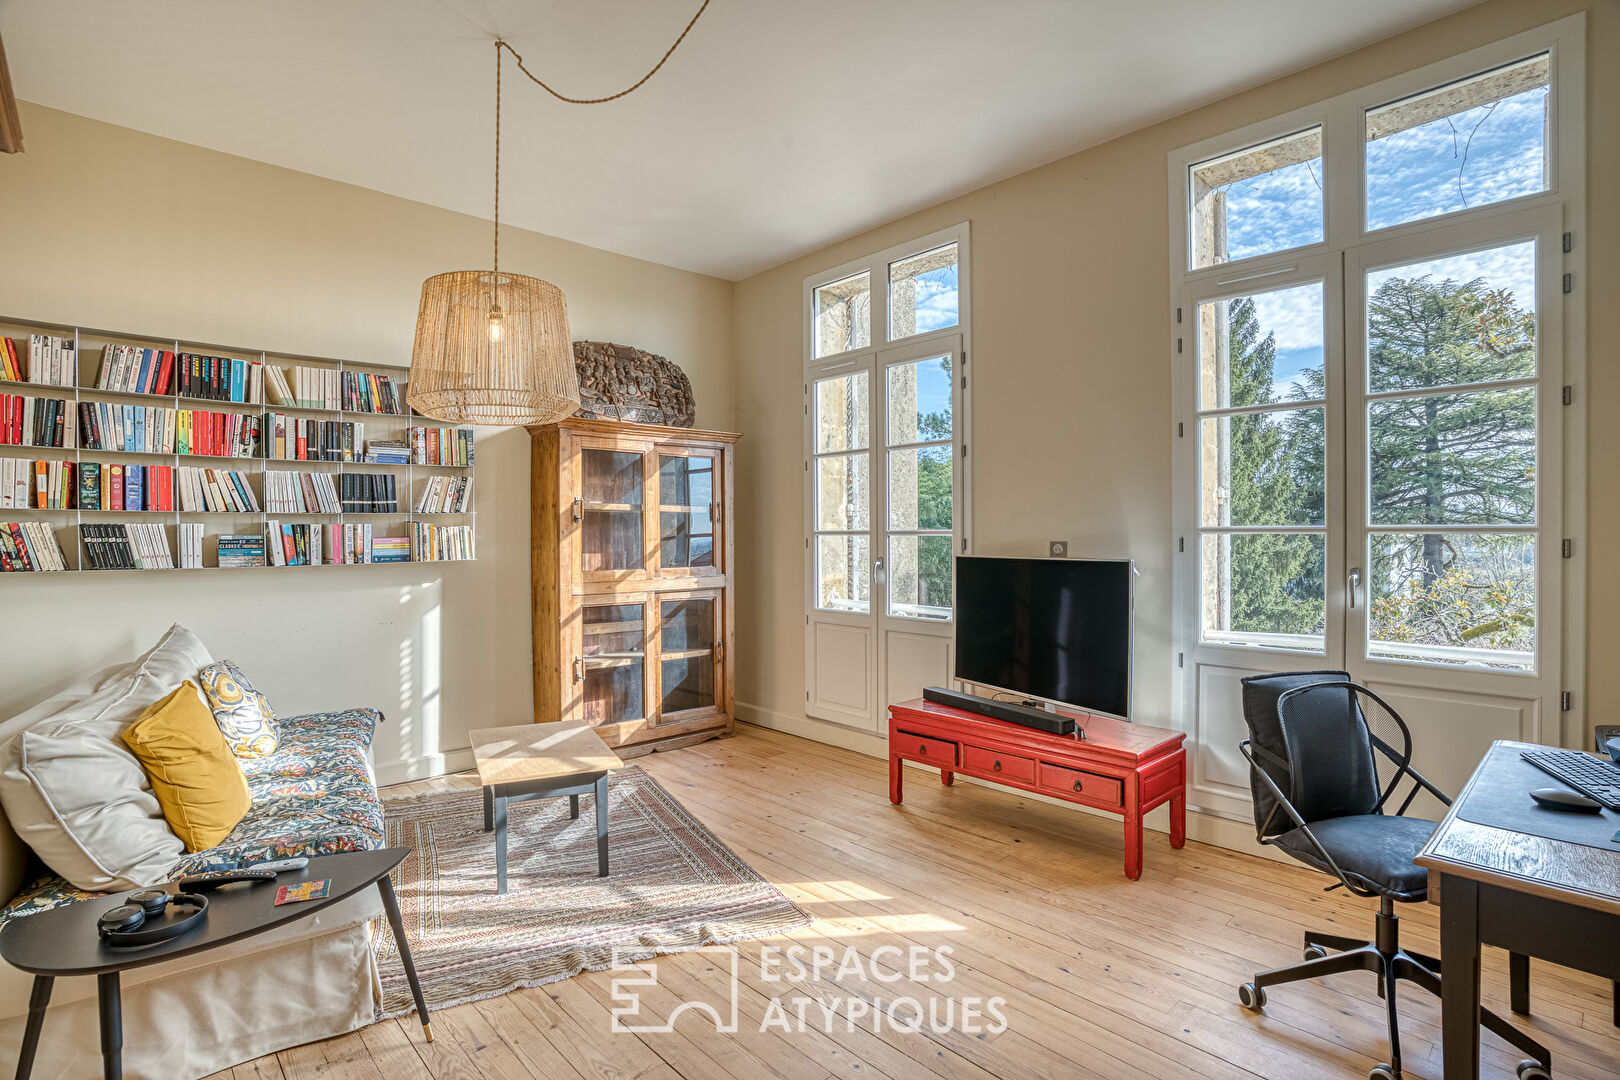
[530,418,737,755]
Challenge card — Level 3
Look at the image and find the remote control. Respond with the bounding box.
[252,858,310,873]
[176,868,276,891]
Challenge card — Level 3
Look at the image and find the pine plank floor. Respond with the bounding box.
[215,724,1620,1080]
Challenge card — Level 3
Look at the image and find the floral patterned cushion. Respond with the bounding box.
[197,660,279,758]
[0,707,384,928]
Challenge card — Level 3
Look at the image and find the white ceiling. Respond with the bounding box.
[2,0,1481,280]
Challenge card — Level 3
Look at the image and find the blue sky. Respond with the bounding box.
[904,355,953,433]
[1216,81,1544,396]
[912,265,959,333]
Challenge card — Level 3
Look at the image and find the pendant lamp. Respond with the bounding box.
[407,10,709,426]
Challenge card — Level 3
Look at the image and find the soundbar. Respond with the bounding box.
[922,686,1081,738]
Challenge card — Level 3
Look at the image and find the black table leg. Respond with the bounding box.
[13,974,52,1080]
[1440,874,1482,1080]
[596,774,609,877]
[482,785,493,832]
[494,790,508,894]
[377,875,433,1044]
[1510,951,1530,1013]
[97,972,121,1080]
[571,793,580,820]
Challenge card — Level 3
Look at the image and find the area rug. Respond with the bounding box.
[370,765,812,1016]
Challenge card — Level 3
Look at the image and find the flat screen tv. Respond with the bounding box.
[953,555,1133,719]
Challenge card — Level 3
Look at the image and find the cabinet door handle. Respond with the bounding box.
[572,496,583,522]
[573,657,585,682]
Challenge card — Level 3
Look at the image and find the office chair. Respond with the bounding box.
[1237,672,1550,1080]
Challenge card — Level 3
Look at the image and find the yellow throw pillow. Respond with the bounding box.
[120,681,251,853]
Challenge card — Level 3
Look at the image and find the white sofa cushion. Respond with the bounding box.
[0,624,215,891]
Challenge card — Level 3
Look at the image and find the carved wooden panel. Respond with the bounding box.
[573,341,696,427]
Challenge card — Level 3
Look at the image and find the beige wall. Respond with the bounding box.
[0,104,735,782]
[731,0,1616,745]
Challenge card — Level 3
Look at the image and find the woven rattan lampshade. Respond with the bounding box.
[407,270,580,425]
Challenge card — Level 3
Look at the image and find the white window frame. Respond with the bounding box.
[1168,15,1588,747]
[802,223,973,729]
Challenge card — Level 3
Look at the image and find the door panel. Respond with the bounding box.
[1361,680,1532,818]
[810,622,874,727]
[883,628,952,709]
[569,436,656,587]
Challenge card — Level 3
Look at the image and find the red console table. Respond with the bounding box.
[888,698,1188,880]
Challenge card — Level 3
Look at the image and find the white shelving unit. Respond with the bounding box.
[0,315,476,572]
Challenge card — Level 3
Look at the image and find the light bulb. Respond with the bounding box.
[487,308,505,343]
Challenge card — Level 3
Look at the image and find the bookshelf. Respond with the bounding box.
[0,315,477,573]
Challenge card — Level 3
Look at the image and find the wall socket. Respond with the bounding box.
[1049,540,1068,558]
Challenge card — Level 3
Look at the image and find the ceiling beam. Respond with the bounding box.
[0,30,23,154]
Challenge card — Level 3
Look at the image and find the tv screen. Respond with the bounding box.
[953,556,1133,718]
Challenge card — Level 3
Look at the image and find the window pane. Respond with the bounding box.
[1200,533,1326,648]
[889,243,959,339]
[581,603,645,726]
[1367,242,1536,392]
[1369,532,1534,670]
[1200,408,1325,527]
[659,455,716,569]
[1371,388,1535,527]
[889,446,953,531]
[1189,127,1323,269]
[886,355,953,445]
[814,272,871,358]
[1199,284,1325,409]
[817,534,870,612]
[815,371,870,453]
[888,535,953,619]
[1366,55,1549,231]
[816,453,869,531]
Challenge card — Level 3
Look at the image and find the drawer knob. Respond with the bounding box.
[919,746,927,756]
[1073,780,1084,792]
[993,760,1003,772]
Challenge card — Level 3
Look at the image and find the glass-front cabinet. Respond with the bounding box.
[532,419,736,754]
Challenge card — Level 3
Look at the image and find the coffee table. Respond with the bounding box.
[469,722,623,894]
[0,847,432,1080]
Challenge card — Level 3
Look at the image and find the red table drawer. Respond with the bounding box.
[962,744,1035,783]
[1039,762,1123,809]
[895,731,957,766]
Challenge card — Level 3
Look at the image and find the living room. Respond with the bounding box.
[0,0,1615,1078]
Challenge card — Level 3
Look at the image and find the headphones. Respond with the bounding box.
[97,889,209,947]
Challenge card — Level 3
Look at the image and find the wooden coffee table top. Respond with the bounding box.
[469,722,623,787]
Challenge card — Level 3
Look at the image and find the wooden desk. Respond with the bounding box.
[1415,739,1620,1079]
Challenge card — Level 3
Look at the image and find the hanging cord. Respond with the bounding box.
[488,0,710,283]
[495,0,710,105]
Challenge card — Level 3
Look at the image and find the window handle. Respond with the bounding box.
[1347,567,1362,610]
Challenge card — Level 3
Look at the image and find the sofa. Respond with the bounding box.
[0,625,389,1080]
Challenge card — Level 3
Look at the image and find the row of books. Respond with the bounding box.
[1,335,76,387]
[79,402,261,458]
[95,346,269,404]
[340,473,399,514]
[1,395,70,447]
[411,522,474,562]
[265,470,341,514]
[218,533,266,568]
[79,523,175,570]
[96,345,174,396]
[409,426,474,466]
[413,475,474,514]
[279,366,343,411]
[364,439,409,464]
[266,415,361,461]
[178,523,205,568]
[0,459,77,510]
[0,522,68,571]
[341,370,406,414]
[176,466,261,513]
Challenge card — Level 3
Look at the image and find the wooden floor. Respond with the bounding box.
[215,725,1620,1080]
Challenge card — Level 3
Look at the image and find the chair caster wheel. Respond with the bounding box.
[1304,944,1328,961]
[1238,982,1266,1010]
[1368,1064,1398,1080]
[1516,1060,1551,1080]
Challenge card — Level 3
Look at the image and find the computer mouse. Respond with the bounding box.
[1529,787,1604,813]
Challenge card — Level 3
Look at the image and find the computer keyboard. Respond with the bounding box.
[1521,748,1620,811]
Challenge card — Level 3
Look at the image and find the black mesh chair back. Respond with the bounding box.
[1238,670,1350,837]
[1279,682,1427,820]
[1274,682,1381,823]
